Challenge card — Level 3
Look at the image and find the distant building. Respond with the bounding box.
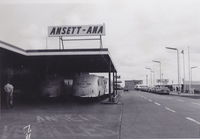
[124,80,143,91]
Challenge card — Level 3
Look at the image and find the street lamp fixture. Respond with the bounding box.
[152,60,161,63]
[191,66,198,69]
[165,47,181,93]
[145,67,152,70]
[165,47,177,51]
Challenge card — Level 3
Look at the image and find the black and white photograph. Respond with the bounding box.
[1,0,200,139]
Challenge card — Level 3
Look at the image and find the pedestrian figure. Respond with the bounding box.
[4,83,14,108]
[176,87,178,92]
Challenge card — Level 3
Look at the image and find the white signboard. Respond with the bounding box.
[48,24,105,37]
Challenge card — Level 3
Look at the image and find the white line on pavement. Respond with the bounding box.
[185,117,200,125]
[154,102,161,106]
[165,107,176,113]
[191,102,200,106]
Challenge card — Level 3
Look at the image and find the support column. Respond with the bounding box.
[116,72,118,96]
[108,60,111,101]
[113,72,115,97]
[0,54,1,119]
[59,37,61,49]
[61,37,64,49]
[100,35,103,49]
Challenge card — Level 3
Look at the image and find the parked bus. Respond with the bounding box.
[73,74,108,98]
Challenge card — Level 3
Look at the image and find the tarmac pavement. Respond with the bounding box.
[0,96,122,139]
[120,90,200,139]
[1,90,200,139]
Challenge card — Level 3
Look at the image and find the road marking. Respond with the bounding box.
[154,102,161,106]
[177,99,184,102]
[192,102,200,106]
[148,99,152,102]
[186,117,200,125]
[165,107,176,113]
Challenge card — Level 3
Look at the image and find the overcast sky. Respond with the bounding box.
[1,0,200,85]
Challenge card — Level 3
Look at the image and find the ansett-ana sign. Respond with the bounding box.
[48,24,105,37]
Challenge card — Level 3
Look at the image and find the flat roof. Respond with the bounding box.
[0,40,117,72]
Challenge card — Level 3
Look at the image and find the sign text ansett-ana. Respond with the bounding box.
[48,25,105,37]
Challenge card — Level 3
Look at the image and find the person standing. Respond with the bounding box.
[4,82,14,108]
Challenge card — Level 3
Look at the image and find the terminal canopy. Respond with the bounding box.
[0,40,117,73]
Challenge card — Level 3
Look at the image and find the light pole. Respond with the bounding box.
[161,73,164,85]
[181,50,186,92]
[151,70,155,86]
[165,47,181,93]
[152,60,161,85]
[145,67,153,87]
[146,75,148,86]
[191,66,198,94]
[188,46,191,93]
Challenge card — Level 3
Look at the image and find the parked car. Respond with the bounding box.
[155,87,170,95]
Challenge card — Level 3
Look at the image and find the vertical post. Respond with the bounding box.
[61,37,64,49]
[182,50,185,92]
[46,37,48,49]
[191,67,195,94]
[191,68,193,92]
[109,60,111,101]
[177,49,181,93]
[150,70,152,87]
[190,67,198,94]
[0,76,0,120]
[188,46,191,93]
[152,61,161,85]
[0,53,2,120]
[152,71,155,86]
[112,72,115,97]
[100,35,103,49]
[59,37,61,49]
[116,72,118,96]
[159,62,161,85]
[146,75,148,86]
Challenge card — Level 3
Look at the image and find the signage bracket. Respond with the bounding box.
[59,35,103,50]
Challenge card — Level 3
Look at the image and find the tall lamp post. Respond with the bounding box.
[191,66,198,94]
[188,46,191,93]
[165,47,181,93]
[152,60,161,85]
[181,50,186,92]
[146,75,148,86]
[151,70,155,86]
[145,67,153,87]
